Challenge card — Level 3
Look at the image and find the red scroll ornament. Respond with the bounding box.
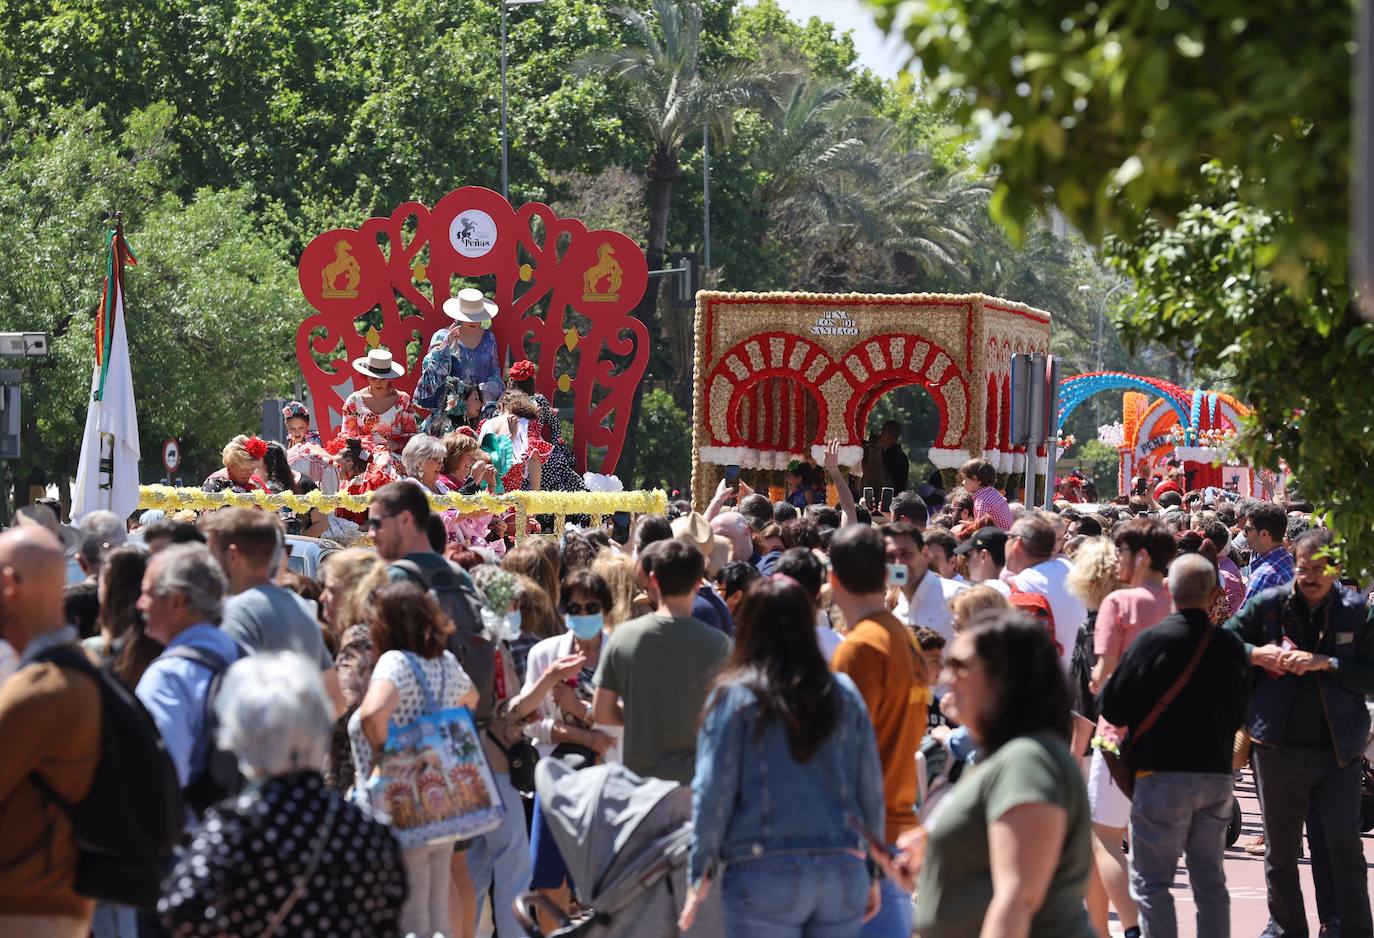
[296,186,650,473]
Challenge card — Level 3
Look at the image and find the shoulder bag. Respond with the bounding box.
[1103,625,1215,800]
[362,652,505,848]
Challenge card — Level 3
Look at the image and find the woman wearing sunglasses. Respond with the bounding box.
[877,611,1095,938]
[520,567,620,929]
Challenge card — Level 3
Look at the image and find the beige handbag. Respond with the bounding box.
[1232,728,1253,771]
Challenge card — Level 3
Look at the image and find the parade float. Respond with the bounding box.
[689,291,1053,503]
[140,186,667,532]
[1056,372,1259,496]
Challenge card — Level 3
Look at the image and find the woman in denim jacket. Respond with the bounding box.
[679,577,885,937]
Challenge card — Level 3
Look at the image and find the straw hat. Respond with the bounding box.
[671,511,713,553]
[442,287,499,324]
[351,348,404,380]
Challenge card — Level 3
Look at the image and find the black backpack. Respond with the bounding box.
[31,646,185,909]
[165,643,246,817]
[391,557,497,724]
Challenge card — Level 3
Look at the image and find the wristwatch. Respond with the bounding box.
[1328,656,1341,672]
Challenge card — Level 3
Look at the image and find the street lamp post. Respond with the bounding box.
[501,0,545,199]
[1079,280,1130,423]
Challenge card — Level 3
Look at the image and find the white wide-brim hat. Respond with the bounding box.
[352,347,405,380]
[443,287,500,323]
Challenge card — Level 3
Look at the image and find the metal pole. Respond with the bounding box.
[500,0,509,199]
[1043,357,1061,511]
[1358,0,1374,320]
[702,123,711,269]
[1023,354,1045,507]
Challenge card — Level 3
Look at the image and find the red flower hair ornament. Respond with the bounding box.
[243,437,268,461]
[508,360,536,383]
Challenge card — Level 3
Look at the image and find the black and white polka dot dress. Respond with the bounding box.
[528,393,586,494]
[159,771,408,937]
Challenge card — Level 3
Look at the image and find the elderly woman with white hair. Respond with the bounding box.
[159,652,407,938]
[402,433,467,548]
[402,433,452,493]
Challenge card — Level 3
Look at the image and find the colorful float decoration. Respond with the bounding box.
[1057,372,1256,495]
[296,186,650,473]
[689,291,1052,502]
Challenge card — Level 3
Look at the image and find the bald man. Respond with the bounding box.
[1100,553,1250,938]
[710,511,778,575]
[0,527,101,935]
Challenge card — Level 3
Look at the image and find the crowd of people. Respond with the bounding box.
[0,436,1372,938]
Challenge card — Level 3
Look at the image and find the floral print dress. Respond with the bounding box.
[340,389,419,463]
[414,329,505,433]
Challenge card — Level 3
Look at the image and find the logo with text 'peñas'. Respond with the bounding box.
[450,210,497,258]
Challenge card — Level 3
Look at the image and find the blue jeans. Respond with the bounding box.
[722,853,870,938]
[860,874,912,938]
[1128,771,1233,938]
[90,905,137,938]
[468,772,533,938]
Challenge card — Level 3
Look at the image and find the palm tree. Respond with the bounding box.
[783,133,994,294]
[871,142,992,289]
[578,0,773,476]
[752,74,884,246]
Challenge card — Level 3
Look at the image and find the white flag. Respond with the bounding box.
[73,228,140,522]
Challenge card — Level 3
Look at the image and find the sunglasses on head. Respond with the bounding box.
[562,602,603,616]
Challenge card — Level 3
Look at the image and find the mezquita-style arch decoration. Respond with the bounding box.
[690,291,1052,502]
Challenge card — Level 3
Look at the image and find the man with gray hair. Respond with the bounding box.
[74,509,127,580]
[1100,553,1250,938]
[710,509,779,576]
[134,544,244,815]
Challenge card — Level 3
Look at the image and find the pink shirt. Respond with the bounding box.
[970,485,1015,530]
[1095,582,1172,738]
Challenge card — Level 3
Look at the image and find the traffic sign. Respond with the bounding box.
[162,438,181,473]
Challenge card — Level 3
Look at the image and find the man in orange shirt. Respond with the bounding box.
[830,524,927,937]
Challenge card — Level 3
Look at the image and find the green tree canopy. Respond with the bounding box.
[0,99,303,495]
[871,0,1374,565]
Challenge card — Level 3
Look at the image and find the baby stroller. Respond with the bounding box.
[513,760,722,938]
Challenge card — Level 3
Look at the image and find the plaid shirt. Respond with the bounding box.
[971,485,1015,530]
[1245,546,1295,603]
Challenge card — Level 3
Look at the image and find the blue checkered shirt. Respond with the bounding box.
[1244,546,1295,603]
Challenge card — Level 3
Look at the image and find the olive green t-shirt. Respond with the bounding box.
[912,732,1094,938]
[592,612,731,786]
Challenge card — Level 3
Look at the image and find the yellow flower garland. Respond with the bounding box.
[138,485,667,520]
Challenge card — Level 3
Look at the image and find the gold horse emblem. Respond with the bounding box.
[321,241,361,299]
[582,244,623,302]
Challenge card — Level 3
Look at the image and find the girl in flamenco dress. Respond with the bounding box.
[339,347,418,474]
[281,400,341,495]
[478,391,551,494]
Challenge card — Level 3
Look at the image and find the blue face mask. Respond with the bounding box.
[566,613,604,640]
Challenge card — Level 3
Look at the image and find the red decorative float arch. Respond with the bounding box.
[295,186,649,472]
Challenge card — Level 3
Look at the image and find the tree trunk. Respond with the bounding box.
[618,148,678,486]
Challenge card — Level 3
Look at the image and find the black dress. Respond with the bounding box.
[160,771,408,937]
[528,393,586,494]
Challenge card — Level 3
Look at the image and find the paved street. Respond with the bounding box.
[1128,768,1374,937]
